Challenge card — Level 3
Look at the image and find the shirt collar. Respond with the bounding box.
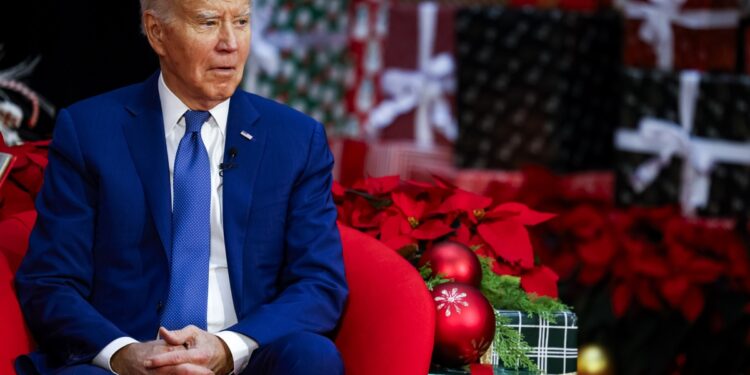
[157,73,230,138]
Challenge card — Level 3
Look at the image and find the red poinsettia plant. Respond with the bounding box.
[333,175,561,299]
[498,168,750,322]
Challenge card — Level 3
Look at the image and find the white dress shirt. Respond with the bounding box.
[92,74,257,374]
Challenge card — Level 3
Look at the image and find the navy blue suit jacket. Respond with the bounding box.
[14,73,348,374]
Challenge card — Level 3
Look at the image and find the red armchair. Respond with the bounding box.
[0,217,435,374]
[336,224,436,375]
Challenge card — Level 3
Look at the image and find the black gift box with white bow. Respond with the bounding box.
[616,68,750,217]
[454,7,623,172]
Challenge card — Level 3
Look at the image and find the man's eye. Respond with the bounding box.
[236,18,249,26]
[202,20,218,26]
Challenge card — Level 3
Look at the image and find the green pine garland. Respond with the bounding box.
[419,263,452,291]
[494,313,541,374]
[478,256,570,322]
[478,256,571,372]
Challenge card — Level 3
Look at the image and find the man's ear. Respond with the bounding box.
[143,11,167,57]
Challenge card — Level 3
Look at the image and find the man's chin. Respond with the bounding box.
[208,81,241,99]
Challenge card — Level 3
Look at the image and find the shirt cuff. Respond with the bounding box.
[92,336,139,374]
[215,331,258,374]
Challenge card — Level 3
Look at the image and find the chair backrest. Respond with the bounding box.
[335,224,435,375]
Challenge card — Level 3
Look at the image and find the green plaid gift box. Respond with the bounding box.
[485,310,578,375]
[429,367,537,375]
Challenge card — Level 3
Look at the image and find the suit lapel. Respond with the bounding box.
[223,92,263,311]
[122,73,173,261]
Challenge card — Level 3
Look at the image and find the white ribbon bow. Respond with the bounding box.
[621,0,739,70]
[366,2,457,148]
[615,70,750,215]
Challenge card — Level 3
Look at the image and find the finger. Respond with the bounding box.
[176,363,214,375]
[154,363,214,375]
[177,363,214,375]
[159,326,192,347]
[145,349,211,368]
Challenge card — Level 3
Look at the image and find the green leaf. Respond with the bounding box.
[478,256,570,321]
[419,263,452,291]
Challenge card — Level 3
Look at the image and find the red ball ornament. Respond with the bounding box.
[419,241,482,287]
[431,282,496,367]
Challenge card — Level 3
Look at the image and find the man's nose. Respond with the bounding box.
[217,22,239,52]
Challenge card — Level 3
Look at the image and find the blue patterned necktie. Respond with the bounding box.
[161,110,212,330]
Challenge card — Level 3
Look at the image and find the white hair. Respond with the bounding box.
[139,0,174,34]
[139,0,252,32]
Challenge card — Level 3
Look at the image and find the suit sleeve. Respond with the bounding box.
[227,122,348,345]
[15,109,129,366]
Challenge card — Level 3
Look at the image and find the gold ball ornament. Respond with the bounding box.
[578,344,612,375]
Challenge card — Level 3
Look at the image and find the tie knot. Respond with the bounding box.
[184,110,211,134]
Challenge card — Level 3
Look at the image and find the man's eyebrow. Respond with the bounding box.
[195,10,219,20]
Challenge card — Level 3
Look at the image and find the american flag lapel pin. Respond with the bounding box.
[241,131,254,141]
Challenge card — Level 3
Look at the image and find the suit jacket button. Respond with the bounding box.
[157,301,163,312]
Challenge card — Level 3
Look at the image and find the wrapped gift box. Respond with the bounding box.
[619,0,740,72]
[329,137,369,186]
[243,0,355,134]
[615,68,750,217]
[429,366,536,375]
[454,7,622,172]
[365,3,459,148]
[346,0,390,135]
[483,310,578,374]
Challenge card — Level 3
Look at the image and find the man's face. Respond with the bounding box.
[148,0,251,109]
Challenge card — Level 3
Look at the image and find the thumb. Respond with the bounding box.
[159,326,192,347]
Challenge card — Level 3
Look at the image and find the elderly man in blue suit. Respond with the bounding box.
[14,0,348,374]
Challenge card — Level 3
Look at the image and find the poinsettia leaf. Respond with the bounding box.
[660,276,690,308]
[520,266,559,299]
[437,189,492,215]
[332,181,346,199]
[411,220,454,240]
[477,220,534,269]
[492,259,523,276]
[633,256,670,278]
[352,175,401,195]
[491,202,556,226]
[563,205,607,239]
[453,224,472,245]
[680,286,704,322]
[576,237,617,267]
[686,259,725,284]
[612,283,632,317]
[379,215,405,242]
[391,191,427,218]
[351,199,382,229]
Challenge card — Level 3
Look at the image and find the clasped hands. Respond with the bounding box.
[111,326,233,375]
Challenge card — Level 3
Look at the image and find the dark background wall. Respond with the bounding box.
[0,1,159,137]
